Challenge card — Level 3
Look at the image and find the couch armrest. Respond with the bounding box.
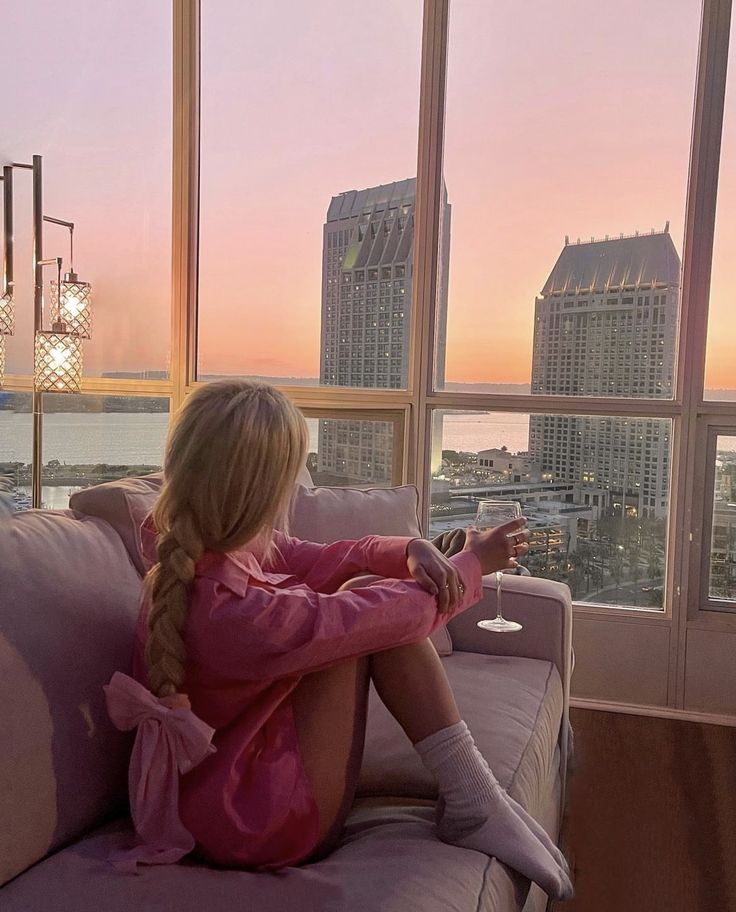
[447,573,574,807]
[448,574,572,677]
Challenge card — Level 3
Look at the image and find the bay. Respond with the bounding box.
[0,411,532,466]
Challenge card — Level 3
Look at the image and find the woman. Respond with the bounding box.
[104,379,572,901]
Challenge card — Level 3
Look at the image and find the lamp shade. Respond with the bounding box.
[50,273,92,338]
[0,290,13,336]
[34,326,82,392]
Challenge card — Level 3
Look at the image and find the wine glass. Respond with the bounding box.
[475,499,522,530]
[474,500,524,633]
[477,570,523,633]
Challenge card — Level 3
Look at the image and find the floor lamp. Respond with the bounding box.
[0,155,92,508]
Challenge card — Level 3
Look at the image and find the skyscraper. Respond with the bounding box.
[317,178,450,484]
[529,230,680,519]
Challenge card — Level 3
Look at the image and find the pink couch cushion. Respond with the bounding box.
[0,805,529,912]
[0,510,143,886]
[69,466,315,576]
[288,484,451,656]
[69,474,163,575]
[288,483,421,541]
[357,652,563,811]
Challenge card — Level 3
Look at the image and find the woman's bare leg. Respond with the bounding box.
[291,575,571,898]
[290,574,458,853]
[370,638,461,743]
[291,654,371,852]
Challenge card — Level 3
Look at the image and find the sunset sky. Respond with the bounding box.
[4,1,734,390]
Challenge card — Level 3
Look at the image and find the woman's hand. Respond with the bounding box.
[462,518,530,575]
[406,538,464,614]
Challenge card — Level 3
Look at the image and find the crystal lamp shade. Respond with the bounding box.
[50,274,92,339]
[0,290,14,336]
[34,328,82,392]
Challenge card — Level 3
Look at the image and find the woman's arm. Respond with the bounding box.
[267,532,416,591]
[197,550,482,681]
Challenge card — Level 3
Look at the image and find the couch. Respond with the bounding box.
[0,474,573,912]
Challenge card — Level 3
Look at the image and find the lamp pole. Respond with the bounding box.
[10,157,44,507]
[32,154,43,509]
[4,155,88,509]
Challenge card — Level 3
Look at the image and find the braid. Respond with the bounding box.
[144,507,204,698]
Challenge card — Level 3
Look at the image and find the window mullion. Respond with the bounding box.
[671,0,732,706]
[410,0,449,522]
[171,0,200,414]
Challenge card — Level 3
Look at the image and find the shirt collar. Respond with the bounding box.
[139,513,272,595]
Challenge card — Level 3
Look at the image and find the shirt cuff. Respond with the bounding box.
[366,535,415,579]
[449,550,484,609]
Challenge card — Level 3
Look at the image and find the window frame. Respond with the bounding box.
[3,0,735,712]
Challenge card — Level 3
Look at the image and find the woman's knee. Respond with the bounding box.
[337,573,384,592]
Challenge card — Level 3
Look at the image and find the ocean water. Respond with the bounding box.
[0,410,532,466]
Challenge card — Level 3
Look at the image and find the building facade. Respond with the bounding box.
[528,230,680,519]
[317,179,450,484]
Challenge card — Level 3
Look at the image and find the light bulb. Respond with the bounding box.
[50,343,70,369]
[64,294,81,317]
[50,274,92,339]
[34,328,82,392]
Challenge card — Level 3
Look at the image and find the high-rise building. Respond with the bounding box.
[317,178,450,484]
[529,230,680,519]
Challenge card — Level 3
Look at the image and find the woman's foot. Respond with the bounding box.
[436,794,573,901]
[500,790,570,876]
[414,721,573,901]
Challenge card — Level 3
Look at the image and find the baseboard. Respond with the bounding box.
[570,697,736,728]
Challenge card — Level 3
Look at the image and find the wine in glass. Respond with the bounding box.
[474,500,524,633]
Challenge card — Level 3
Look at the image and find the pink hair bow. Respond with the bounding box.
[103,671,217,873]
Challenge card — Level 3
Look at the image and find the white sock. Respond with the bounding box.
[414,721,573,901]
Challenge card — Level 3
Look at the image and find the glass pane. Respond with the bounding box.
[705,13,736,400]
[430,410,671,610]
[198,1,422,388]
[0,391,32,511]
[1,393,169,511]
[708,435,736,602]
[437,1,699,396]
[306,415,395,488]
[5,1,171,377]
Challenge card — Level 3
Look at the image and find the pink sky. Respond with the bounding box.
[4,1,734,390]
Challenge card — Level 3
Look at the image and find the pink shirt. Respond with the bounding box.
[129,518,483,870]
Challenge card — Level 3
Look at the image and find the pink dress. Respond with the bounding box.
[127,516,483,871]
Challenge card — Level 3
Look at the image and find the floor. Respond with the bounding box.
[551,708,736,912]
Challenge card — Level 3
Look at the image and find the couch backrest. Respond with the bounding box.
[0,510,142,886]
[69,472,423,574]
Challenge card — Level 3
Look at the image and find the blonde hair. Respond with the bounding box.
[144,380,308,697]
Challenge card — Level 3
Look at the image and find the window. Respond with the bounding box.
[436,1,699,395]
[3,1,736,713]
[303,412,401,488]
[197,0,422,388]
[703,433,736,608]
[431,410,670,610]
[1,392,169,511]
[4,1,172,378]
[704,9,736,400]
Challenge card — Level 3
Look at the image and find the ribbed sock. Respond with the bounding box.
[414,720,572,901]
